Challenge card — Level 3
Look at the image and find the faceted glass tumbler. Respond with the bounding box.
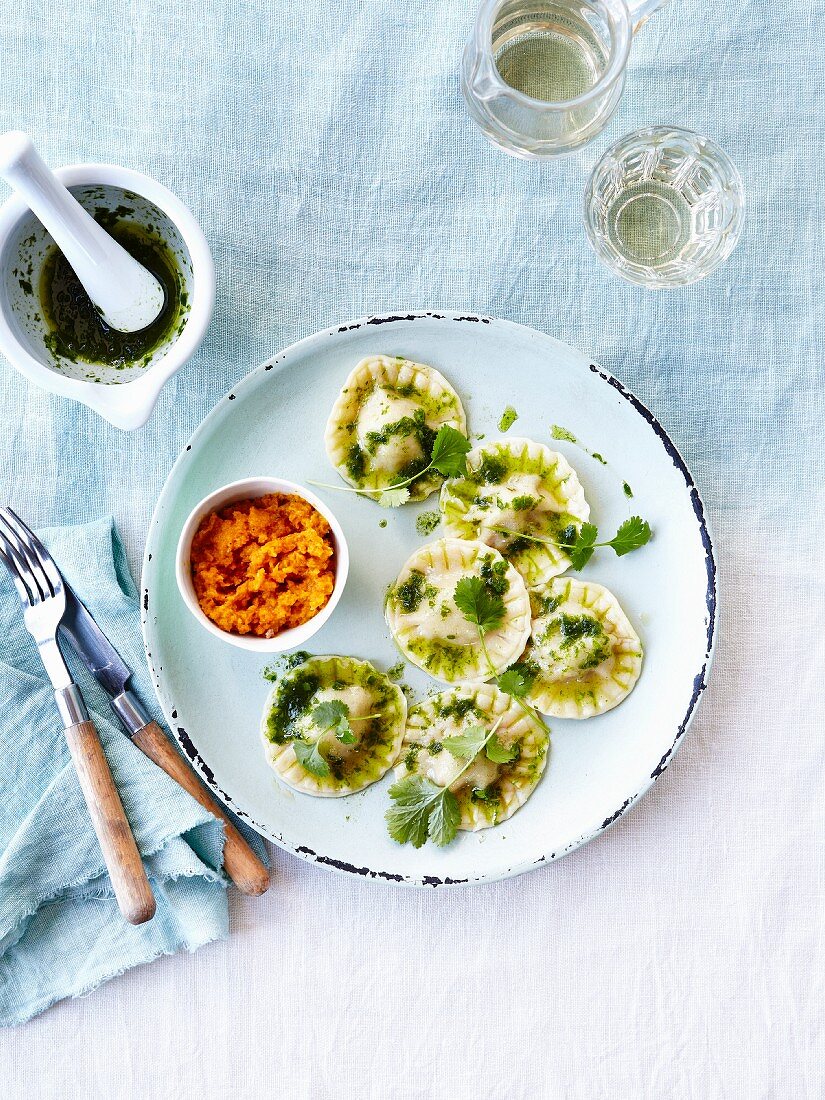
[583,126,745,288]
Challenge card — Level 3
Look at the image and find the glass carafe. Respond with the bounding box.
[462,0,671,159]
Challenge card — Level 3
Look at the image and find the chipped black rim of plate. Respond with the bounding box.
[141,310,718,888]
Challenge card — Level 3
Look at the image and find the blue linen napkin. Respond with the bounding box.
[0,517,268,1026]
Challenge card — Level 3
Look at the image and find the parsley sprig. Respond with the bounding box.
[293,700,382,777]
[385,713,505,848]
[489,516,651,570]
[309,425,471,508]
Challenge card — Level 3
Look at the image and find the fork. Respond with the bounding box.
[0,515,155,925]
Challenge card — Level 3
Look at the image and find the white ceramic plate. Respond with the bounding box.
[142,312,716,887]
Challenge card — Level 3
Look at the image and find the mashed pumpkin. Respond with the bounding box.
[190,493,336,638]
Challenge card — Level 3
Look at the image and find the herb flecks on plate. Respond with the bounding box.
[498,405,518,432]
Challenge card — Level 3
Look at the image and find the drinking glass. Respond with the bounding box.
[461,0,671,159]
[583,126,745,288]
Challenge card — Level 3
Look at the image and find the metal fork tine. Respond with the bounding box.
[0,528,36,606]
[0,512,50,600]
[2,509,63,595]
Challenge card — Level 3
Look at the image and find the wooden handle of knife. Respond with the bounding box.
[131,721,270,897]
[64,719,156,925]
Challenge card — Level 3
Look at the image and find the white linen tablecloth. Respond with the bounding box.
[0,0,822,1095]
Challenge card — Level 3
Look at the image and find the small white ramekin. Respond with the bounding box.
[175,477,349,653]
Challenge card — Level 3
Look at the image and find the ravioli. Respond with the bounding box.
[519,577,643,718]
[261,655,407,796]
[385,538,531,683]
[439,437,590,587]
[397,685,550,830]
[324,355,467,501]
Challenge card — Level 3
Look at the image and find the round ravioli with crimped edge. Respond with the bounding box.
[519,577,643,719]
[439,437,590,588]
[396,684,550,831]
[385,537,531,683]
[324,354,467,502]
[260,655,407,796]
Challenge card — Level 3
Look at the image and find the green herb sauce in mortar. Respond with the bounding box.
[39,208,185,369]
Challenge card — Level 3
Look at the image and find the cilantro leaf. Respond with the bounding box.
[429,425,471,478]
[427,787,461,846]
[293,739,330,777]
[453,576,505,634]
[312,700,348,727]
[385,776,441,848]
[378,486,411,508]
[566,522,598,570]
[485,734,518,764]
[607,516,652,556]
[310,700,356,743]
[496,669,528,698]
[441,725,489,760]
[559,517,652,569]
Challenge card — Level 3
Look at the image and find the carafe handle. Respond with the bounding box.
[627,0,670,31]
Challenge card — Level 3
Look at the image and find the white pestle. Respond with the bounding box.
[0,132,165,333]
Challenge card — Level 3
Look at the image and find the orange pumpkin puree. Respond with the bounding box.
[190,493,336,638]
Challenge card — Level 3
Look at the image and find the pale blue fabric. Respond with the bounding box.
[0,518,267,1026]
[0,0,822,1047]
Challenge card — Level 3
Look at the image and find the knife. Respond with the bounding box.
[60,585,270,897]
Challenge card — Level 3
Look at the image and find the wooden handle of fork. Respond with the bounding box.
[64,719,156,925]
[131,721,270,897]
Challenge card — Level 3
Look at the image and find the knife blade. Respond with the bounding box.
[60,584,149,733]
[58,581,270,896]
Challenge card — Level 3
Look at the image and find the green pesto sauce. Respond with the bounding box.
[529,592,561,618]
[415,510,441,536]
[365,407,436,464]
[480,554,509,596]
[407,637,475,679]
[473,454,508,484]
[266,669,319,742]
[498,405,518,432]
[391,569,436,613]
[550,614,611,671]
[558,613,602,644]
[262,649,311,682]
[623,481,634,499]
[471,784,502,815]
[386,660,406,681]
[40,214,184,368]
[432,695,480,722]
[403,743,422,771]
[345,443,367,482]
[379,519,388,528]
